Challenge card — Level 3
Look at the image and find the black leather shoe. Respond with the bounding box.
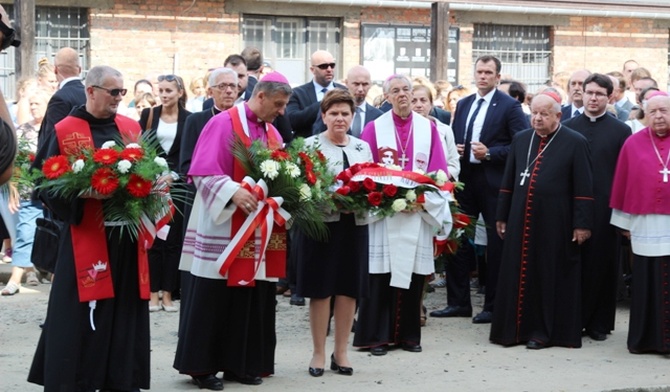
[370,345,388,356]
[429,305,472,318]
[308,367,324,377]
[192,374,223,390]
[526,340,546,350]
[401,343,422,353]
[290,293,305,306]
[587,330,607,341]
[223,372,263,385]
[472,310,493,324]
[330,354,353,375]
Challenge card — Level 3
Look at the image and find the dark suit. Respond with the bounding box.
[447,89,529,314]
[430,107,451,125]
[345,103,383,136]
[561,105,582,122]
[37,79,86,151]
[245,75,258,99]
[179,107,219,175]
[286,81,346,139]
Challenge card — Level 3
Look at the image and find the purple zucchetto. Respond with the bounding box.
[646,90,669,100]
[260,71,290,85]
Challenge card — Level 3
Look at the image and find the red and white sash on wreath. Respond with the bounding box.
[54,114,150,330]
[373,112,432,169]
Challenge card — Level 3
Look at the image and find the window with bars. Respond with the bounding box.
[472,24,550,93]
[0,5,89,100]
[242,15,340,85]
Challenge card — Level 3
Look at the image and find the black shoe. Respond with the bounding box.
[429,305,472,318]
[401,343,422,353]
[587,330,607,341]
[192,374,223,391]
[308,367,324,377]
[330,354,353,376]
[290,293,305,306]
[223,372,263,385]
[472,310,493,324]
[526,340,546,350]
[370,345,388,356]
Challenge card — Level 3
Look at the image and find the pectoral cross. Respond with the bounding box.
[661,167,670,183]
[519,169,531,186]
[399,153,409,167]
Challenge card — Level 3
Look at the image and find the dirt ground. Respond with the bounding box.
[1,281,669,392]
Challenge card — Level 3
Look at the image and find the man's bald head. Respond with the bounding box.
[310,50,336,87]
[345,65,372,106]
[54,47,81,81]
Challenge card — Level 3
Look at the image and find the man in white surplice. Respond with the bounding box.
[353,74,451,356]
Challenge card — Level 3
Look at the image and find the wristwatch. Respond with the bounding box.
[170,171,180,181]
[485,151,491,161]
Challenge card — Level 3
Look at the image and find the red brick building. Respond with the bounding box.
[2,0,670,98]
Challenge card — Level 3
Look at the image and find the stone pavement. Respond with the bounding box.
[1,271,669,391]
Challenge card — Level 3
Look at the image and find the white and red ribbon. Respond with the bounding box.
[215,176,291,285]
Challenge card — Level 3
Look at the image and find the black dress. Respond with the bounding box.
[28,107,150,391]
[295,146,369,300]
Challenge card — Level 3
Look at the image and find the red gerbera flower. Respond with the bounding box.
[42,155,71,179]
[91,167,119,195]
[367,191,383,206]
[126,174,153,198]
[120,147,144,162]
[316,150,326,163]
[299,152,313,170]
[93,149,120,165]
[271,150,291,161]
[28,153,36,163]
[305,170,317,185]
[382,184,397,197]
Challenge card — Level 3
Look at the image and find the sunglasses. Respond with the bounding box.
[314,62,336,70]
[92,85,128,97]
[158,74,183,89]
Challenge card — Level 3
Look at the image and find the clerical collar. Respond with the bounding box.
[585,110,607,122]
[535,124,561,139]
[244,103,264,123]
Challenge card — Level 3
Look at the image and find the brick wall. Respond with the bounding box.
[90,0,238,100]
[553,16,668,88]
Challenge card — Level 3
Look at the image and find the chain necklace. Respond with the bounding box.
[519,125,562,186]
[394,121,414,168]
[648,128,670,183]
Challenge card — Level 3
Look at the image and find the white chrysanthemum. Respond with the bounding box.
[154,157,169,168]
[72,159,85,173]
[260,160,280,180]
[405,189,417,202]
[101,140,117,149]
[117,159,132,174]
[284,162,301,178]
[392,198,407,212]
[435,169,448,186]
[299,184,312,201]
[125,143,141,149]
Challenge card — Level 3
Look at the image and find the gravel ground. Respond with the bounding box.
[1,280,669,392]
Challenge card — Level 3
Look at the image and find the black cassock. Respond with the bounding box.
[564,114,631,335]
[491,125,593,348]
[28,107,150,391]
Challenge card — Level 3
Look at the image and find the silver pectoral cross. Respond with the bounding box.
[519,169,531,186]
[399,153,409,167]
[661,167,670,183]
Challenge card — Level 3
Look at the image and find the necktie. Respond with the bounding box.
[464,98,485,161]
[319,87,328,101]
[351,107,362,137]
[573,109,580,117]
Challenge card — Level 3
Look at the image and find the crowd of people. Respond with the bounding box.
[0,9,669,388]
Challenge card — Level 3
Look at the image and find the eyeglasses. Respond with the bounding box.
[92,85,128,97]
[158,74,183,89]
[584,91,608,98]
[212,83,237,91]
[314,62,336,70]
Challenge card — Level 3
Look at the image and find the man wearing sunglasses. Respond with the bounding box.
[29,65,150,391]
[286,49,346,140]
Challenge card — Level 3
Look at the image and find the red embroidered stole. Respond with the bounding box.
[227,104,286,286]
[54,114,150,302]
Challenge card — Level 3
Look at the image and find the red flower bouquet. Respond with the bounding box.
[36,136,177,239]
